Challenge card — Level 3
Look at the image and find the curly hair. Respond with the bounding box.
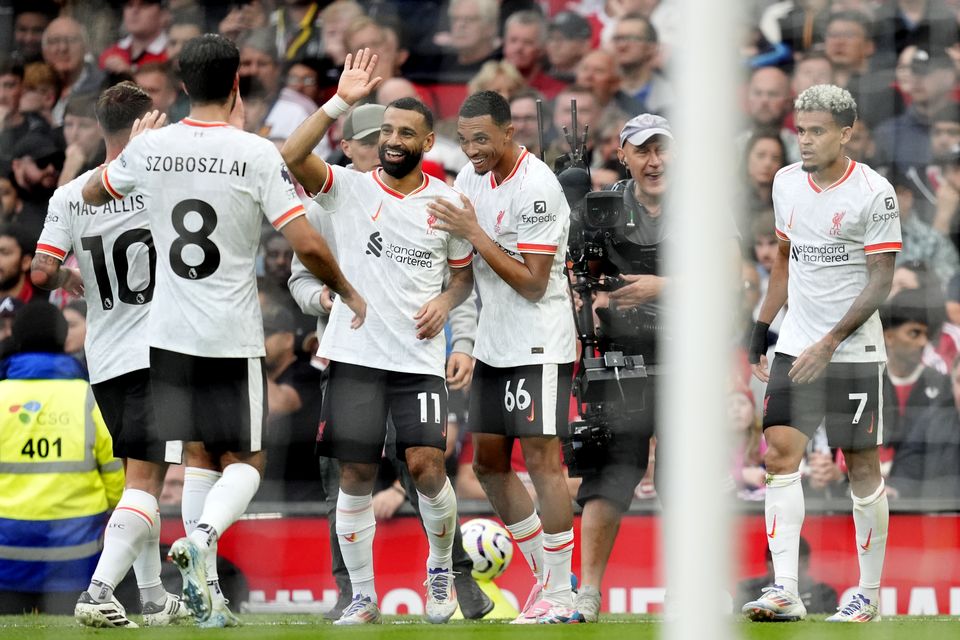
[794,84,857,128]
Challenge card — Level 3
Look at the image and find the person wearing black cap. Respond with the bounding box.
[8,130,63,240]
[0,300,124,614]
[874,48,959,174]
[545,11,593,84]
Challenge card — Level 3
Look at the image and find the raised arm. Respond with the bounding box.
[281,48,382,195]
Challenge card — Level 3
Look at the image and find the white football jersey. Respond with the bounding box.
[314,165,473,376]
[101,118,306,358]
[455,148,576,367]
[773,159,902,363]
[37,169,152,384]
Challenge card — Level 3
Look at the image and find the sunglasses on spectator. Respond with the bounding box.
[32,153,65,170]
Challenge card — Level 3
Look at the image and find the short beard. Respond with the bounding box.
[379,145,422,179]
[0,271,23,292]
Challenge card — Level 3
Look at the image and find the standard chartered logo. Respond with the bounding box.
[790,243,849,264]
[363,232,434,268]
[386,243,433,268]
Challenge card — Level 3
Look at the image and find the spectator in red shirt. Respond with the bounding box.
[502,10,567,100]
[0,224,37,303]
[98,0,170,74]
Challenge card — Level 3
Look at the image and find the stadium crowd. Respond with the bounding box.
[1,0,960,624]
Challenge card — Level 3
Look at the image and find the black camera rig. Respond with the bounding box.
[538,99,651,477]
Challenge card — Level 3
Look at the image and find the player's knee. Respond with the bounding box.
[521,441,562,477]
[763,446,802,475]
[473,455,509,480]
[406,451,446,494]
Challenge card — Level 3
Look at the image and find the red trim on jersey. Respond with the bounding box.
[517,242,558,254]
[447,254,473,268]
[319,164,335,194]
[35,244,66,261]
[272,204,306,230]
[101,167,123,200]
[808,159,857,193]
[491,148,529,189]
[180,117,229,128]
[864,241,902,254]
[513,525,543,543]
[374,169,429,199]
[775,228,789,241]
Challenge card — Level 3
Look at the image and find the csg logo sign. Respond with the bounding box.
[9,401,42,424]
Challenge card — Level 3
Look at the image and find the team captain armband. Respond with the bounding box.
[35,244,67,260]
[864,241,902,254]
[271,204,306,230]
[517,243,558,255]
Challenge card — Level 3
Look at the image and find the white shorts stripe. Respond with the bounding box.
[875,362,884,446]
[541,364,558,436]
[248,358,264,451]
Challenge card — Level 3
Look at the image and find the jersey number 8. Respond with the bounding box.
[170,199,221,280]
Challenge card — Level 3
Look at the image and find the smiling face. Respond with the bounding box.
[457,114,513,176]
[378,106,433,179]
[618,134,670,203]
[795,109,851,174]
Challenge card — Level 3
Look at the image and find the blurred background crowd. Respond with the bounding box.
[1,0,959,512]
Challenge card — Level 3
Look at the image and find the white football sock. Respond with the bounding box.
[765,471,804,597]
[182,467,224,603]
[132,497,166,605]
[336,490,377,602]
[542,529,575,607]
[187,463,260,551]
[852,480,888,604]
[505,511,544,584]
[417,478,457,569]
[89,489,158,602]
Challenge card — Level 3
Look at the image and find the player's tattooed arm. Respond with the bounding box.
[415,264,474,340]
[82,167,112,206]
[789,251,895,384]
[31,254,84,295]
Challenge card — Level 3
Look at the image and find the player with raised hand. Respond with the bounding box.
[281,49,475,625]
[427,90,578,624]
[81,34,363,626]
[745,84,900,623]
[32,82,189,629]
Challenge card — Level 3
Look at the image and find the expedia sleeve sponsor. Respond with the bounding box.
[790,243,850,263]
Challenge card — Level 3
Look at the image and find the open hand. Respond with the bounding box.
[337,48,384,104]
[341,289,367,329]
[129,110,166,141]
[427,194,480,242]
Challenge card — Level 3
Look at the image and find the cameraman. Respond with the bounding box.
[570,114,673,622]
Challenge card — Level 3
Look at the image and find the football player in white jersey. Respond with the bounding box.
[745,85,901,623]
[281,49,475,625]
[32,82,189,629]
[286,103,494,621]
[80,34,364,626]
[427,90,578,624]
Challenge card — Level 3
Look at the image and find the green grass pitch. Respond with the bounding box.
[0,614,955,639]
